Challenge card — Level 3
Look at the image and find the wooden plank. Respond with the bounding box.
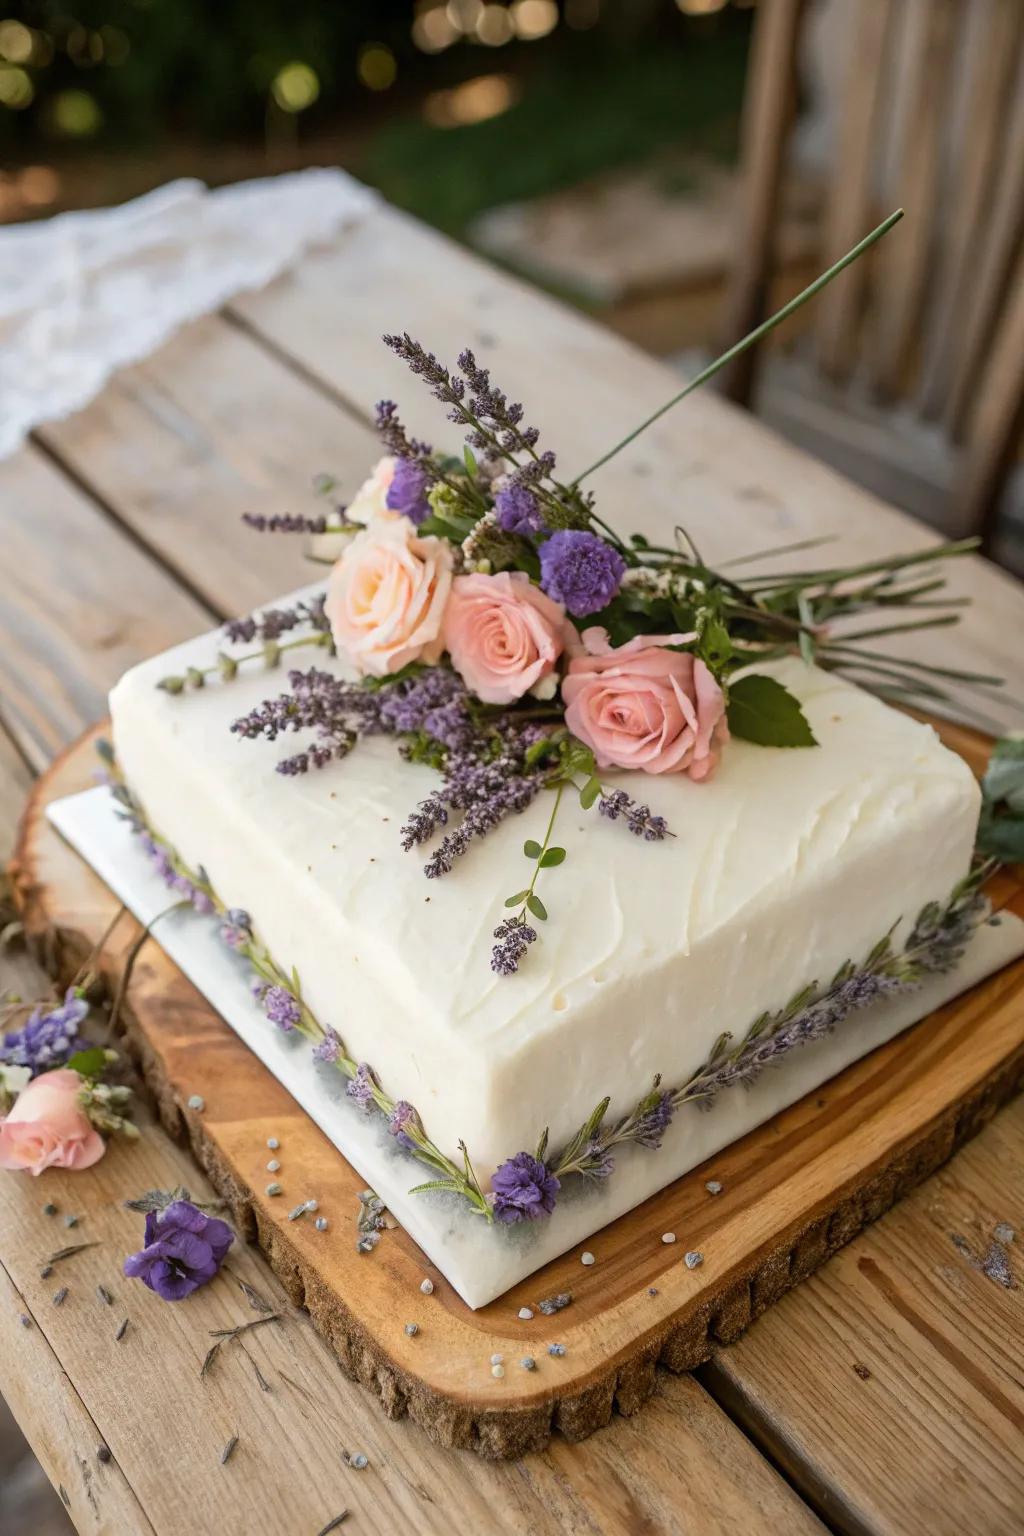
[716,0,807,405]
[0,448,211,773]
[0,722,33,858]
[702,1094,1024,1536]
[37,314,382,621]
[228,203,1024,732]
[11,720,1024,1464]
[917,0,1021,421]
[0,962,823,1536]
[953,240,1024,544]
[813,0,894,383]
[944,56,1024,440]
[868,0,960,400]
[0,1256,154,1535]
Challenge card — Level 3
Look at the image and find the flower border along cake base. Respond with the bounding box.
[12,721,1024,1457]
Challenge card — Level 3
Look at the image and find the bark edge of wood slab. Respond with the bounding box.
[9,720,1024,1460]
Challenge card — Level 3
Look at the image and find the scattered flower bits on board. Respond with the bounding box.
[537,1292,572,1315]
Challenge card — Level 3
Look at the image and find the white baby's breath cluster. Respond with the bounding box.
[620,565,707,601]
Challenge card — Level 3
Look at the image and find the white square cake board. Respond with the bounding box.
[48,786,1024,1309]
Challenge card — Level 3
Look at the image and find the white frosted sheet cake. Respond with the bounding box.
[73,592,1024,1307]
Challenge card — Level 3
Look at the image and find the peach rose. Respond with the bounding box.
[0,1069,105,1176]
[326,516,454,677]
[346,455,397,524]
[443,571,576,706]
[563,628,729,779]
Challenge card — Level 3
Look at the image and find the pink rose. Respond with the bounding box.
[0,1069,105,1176]
[326,516,454,678]
[444,571,576,705]
[563,628,729,779]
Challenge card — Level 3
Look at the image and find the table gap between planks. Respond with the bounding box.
[0,199,1021,1536]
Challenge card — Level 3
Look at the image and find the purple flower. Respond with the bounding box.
[495,484,546,536]
[123,1199,234,1301]
[0,989,88,1076]
[346,1061,377,1109]
[633,1091,674,1149]
[313,1030,342,1064]
[263,985,301,1032]
[539,530,626,617]
[490,1151,560,1223]
[490,917,537,976]
[219,909,252,949]
[385,457,430,525]
[387,1100,421,1151]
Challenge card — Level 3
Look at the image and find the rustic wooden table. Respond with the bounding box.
[1,201,1023,1536]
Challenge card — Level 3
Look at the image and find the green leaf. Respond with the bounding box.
[504,890,529,908]
[982,735,1024,812]
[526,893,548,921]
[698,615,733,670]
[463,445,478,478]
[539,846,566,868]
[407,1180,461,1196]
[579,776,601,810]
[67,1048,107,1080]
[727,674,817,748]
[525,734,559,769]
[559,737,596,777]
[977,816,1024,863]
[797,592,816,666]
[523,839,543,860]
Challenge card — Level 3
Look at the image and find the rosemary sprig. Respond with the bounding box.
[157,629,332,694]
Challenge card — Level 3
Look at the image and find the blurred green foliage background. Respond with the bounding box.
[0,1,751,232]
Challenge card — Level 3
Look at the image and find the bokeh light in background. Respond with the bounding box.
[271,61,320,113]
[424,72,521,127]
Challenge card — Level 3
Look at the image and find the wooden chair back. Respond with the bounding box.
[719,0,1024,546]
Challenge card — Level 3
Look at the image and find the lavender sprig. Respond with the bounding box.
[241,512,332,535]
[382,333,592,530]
[223,594,330,646]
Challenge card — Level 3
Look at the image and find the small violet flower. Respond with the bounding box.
[345,1061,376,1109]
[218,908,252,949]
[0,990,88,1076]
[494,484,546,536]
[539,529,626,617]
[312,1030,342,1064]
[385,457,431,525]
[123,1199,234,1301]
[490,1152,560,1223]
[263,986,301,1033]
[387,1100,421,1151]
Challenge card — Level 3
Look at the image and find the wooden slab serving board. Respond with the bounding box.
[11,721,1024,1460]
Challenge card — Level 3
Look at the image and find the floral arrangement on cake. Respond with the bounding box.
[156,209,1002,977]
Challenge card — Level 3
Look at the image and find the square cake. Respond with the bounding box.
[105,592,987,1303]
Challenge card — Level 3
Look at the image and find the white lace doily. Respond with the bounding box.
[0,168,378,460]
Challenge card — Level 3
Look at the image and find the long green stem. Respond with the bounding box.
[572,209,905,485]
